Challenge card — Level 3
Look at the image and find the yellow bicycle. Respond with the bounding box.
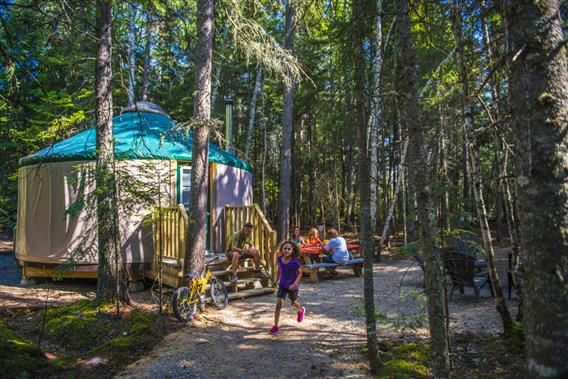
[172,257,228,322]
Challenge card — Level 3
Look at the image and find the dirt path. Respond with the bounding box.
[118,254,516,379]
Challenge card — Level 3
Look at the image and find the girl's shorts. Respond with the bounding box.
[277,286,299,301]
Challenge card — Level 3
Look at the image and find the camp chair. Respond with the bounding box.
[443,250,491,300]
[450,236,487,271]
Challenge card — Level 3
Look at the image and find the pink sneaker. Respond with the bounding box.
[269,325,279,334]
[297,307,305,322]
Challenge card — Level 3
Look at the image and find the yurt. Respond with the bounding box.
[15,102,253,278]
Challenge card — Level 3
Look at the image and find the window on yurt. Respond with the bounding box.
[180,166,191,211]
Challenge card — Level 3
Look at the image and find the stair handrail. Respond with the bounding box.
[225,204,278,283]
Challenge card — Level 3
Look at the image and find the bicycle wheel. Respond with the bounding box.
[172,287,198,321]
[209,277,228,310]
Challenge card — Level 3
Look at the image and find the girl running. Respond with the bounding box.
[270,241,305,334]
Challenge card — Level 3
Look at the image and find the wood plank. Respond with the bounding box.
[228,287,275,301]
[23,267,98,279]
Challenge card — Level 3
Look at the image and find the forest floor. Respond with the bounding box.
[1,240,525,378]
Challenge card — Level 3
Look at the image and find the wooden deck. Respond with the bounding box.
[147,204,278,300]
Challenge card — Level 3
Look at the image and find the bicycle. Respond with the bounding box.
[172,256,229,322]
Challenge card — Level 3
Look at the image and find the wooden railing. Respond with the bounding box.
[152,203,278,283]
[152,205,188,265]
[225,204,278,282]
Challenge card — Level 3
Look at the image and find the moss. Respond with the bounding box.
[378,359,430,378]
[129,312,153,335]
[3,300,168,378]
[505,321,525,354]
[107,335,136,348]
[377,342,431,378]
[0,319,52,378]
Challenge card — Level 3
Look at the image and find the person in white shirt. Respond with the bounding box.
[322,228,349,276]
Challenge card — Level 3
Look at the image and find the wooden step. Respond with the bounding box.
[228,287,275,301]
[210,267,256,277]
[223,277,262,287]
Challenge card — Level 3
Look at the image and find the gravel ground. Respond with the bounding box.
[118,250,516,379]
[0,241,517,378]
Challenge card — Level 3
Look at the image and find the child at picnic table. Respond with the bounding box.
[305,228,323,247]
[290,226,306,247]
[270,241,305,335]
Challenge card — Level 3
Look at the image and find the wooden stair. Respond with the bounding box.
[148,204,278,302]
[206,256,275,297]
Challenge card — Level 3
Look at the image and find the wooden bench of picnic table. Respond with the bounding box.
[302,256,364,283]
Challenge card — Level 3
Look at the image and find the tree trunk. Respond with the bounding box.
[95,0,124,303]
[141,16,152,102]
[244,65,262,161]
[451,0,513,334]
[380,138,409,251]
[210,25,229,114]
[277,1,295,240]
[260,92,267,215]
[352,0,381,373]
[506,1,568,377]
[127,1,136,106]
[397,0,450,376]
[185,0,214,277]
[369,0,384,235]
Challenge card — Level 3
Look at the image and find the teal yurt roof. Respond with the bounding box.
[19,106,251,171]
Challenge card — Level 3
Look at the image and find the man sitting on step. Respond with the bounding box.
[226,223,269,284]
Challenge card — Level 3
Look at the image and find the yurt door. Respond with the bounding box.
[178,165,192,212]
[177,163,210,251]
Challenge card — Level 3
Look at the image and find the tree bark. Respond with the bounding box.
[244,65,262,161]
[451,0,513,334]
[185,0,214,277]
[396,0,450,376]
[127,1,136,106]
[369,0,383,236]
[141,15,152,102]
[210,25,229,114]
[506,1,568,377]
[277,1,295,241]
[95,0,124,303]
[352,0,381,373]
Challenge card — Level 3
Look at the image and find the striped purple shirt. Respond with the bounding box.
[277,256,301,289]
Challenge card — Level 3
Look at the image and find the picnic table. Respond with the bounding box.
[299,244,361,264]
[299,244,363,283]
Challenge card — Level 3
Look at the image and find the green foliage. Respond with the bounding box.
[354,293,427,334]
[377,342,432,379]
[505,321,525,354]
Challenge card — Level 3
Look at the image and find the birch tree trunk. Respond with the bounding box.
[368,0,383,233]
[95,0,124,303]
[277,1,295,240]
[185,0,214,277]
[380,138,409,251]
[396,1,450,376]
[127,1,136,106]
[260,92,267,215]
[141,16,152,102]
[244,65,262,161]
[506,1,568,376]
[352,0,380,373]
[451,0,513,334]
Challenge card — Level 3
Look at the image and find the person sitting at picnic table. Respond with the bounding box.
[226,223,268,284]
[290,226,306,247]
[305,228,323,247]
[321,228,350,276]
